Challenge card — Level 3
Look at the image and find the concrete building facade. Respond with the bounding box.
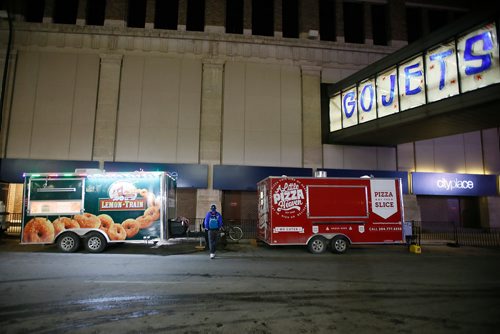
[0,0,498,228]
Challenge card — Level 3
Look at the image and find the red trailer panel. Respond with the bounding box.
[257,176,405,254]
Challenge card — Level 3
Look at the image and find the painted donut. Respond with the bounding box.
[144,206,160,221]
[146,193,156,208]
[138,188,148,197]
[108,223,127,241]
[136,215,153,229]
[23,218,55,243]
[122,219,140,238]
[98,214,114,233]
[53,217,80,235]
[74,213,101,228]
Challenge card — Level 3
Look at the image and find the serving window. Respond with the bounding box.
[307,185,369,219]
[27,178,85,215]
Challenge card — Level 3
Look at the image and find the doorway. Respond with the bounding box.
[417,196,481,228]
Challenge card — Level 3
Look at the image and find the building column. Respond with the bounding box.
[243,0,252,35]
[178,0,187,31]
[104,0,127,28]
[364,3,373,45]
[42,0,54,23]
[301,66,322,169]
[335,0,345,43]
[205,0,225,33]
[0,51,17,158]
[298,0,319,39]
[76,0,87,25]
[196,59,225,220]
[145,0,155,29]
[92,53,123,164]
[274,0,282,38]
[387,0,407,47]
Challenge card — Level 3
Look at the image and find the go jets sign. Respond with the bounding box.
[330,22,500,131]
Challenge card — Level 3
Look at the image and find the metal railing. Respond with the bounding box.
[4,212,22,235]
[187,218,258,239]
[412,220,500,247]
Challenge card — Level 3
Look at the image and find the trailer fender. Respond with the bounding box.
[55,228,110,242]
[306,233,352,245]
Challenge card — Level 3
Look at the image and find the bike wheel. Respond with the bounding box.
[228,226,243,241]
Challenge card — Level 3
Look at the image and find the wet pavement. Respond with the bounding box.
[1,236,500,333]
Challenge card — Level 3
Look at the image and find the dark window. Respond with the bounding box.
[226,0,243,34]
[428,9,448,32]
[252,0,273,36]
[53,0,78,24]
[319,0,336,41]
[86,0,106,26]
[282,0,298,38]
[343,1,364,43]
[25,0,45,22]
[371,4,387,45]
[186,0,205,32]
[155,0,178,30]
[127,0,146,28]
[406,7,423,43]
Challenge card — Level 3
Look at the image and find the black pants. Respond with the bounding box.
[208,229,218,254]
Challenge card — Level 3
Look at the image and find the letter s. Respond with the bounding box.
[464,32,493,75]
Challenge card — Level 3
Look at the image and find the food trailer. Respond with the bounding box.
[20,171,177,253]
[257,176,406,254]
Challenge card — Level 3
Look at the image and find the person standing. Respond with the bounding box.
[204,204,223,259]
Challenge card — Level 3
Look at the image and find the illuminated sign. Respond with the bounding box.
[330,22,500,132]
[412,172,497,196]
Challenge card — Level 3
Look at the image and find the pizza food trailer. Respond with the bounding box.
[20,171,177,253]
[257,176,407,254]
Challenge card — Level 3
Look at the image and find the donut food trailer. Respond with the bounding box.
[257,176,406,254]
[20,171,177,253]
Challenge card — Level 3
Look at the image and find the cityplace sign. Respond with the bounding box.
[412,172,498,196]
[329,22,500,131]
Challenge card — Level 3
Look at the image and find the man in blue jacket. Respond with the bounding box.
[204,204,223,259]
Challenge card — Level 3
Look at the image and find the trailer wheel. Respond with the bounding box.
[307,236,327,254]
[57,232,80,253]
[84,232,107,253]
[331,236,349,254]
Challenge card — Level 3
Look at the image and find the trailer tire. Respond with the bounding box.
[84,232,107,253]
[307,236,328,254]
[57,232,80,253]
[331,236,349,254]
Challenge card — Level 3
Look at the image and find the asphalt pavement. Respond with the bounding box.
[1,235,500,334]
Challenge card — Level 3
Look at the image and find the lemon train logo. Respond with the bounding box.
[271,178,307,219]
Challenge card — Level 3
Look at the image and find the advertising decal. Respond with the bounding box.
[370,179,397,219]
[22,173,163,244]
[271,177,307,219]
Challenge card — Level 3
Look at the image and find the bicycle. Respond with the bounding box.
[220,225,243,241]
